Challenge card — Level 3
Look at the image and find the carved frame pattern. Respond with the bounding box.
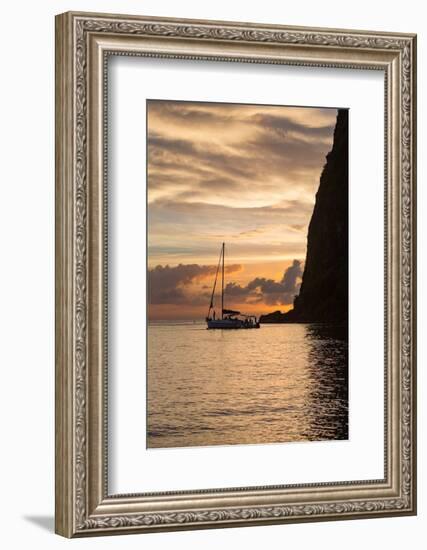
[55,11,416,537]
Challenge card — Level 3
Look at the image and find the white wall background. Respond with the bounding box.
[0,1,423,548]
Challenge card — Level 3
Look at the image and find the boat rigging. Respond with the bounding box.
[206,243,260,329]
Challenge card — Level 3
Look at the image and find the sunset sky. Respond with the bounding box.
[147,100,338,320]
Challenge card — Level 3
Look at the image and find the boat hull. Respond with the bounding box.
[207,319,260,329]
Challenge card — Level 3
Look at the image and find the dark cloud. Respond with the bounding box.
[148,263,241,305]
[289,224,305,232]
[281,259,303,293]
[224,259,303,306]
[148,259,303,315]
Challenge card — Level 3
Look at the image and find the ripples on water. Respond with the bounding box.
[147,322,348,448]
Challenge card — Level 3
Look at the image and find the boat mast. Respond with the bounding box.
[221,242,225,319]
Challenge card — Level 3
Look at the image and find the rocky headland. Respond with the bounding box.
[260,109,348,324]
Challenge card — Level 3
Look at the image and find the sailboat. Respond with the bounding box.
[206,243,260,329]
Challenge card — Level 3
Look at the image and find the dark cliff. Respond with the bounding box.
[260,109,348,324]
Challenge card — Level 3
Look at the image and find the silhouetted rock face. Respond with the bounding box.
[260,109,348,324]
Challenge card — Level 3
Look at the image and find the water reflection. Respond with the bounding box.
[304,324,348,440]
[147,322,348,448]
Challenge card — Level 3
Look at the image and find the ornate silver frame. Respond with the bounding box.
[55,11,417,537]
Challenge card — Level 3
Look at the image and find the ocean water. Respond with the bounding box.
[147,322,348,449]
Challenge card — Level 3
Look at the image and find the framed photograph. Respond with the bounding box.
[55,11,417,537]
